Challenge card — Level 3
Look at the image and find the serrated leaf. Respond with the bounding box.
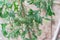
[34,11,42,24]
[14,18,21,26]
[1,24,7,29]
[28,9,34,15]
[38,30,42,36]
[1,11,8,18]
[34,1,40,8]
[21,31,27,38]
[20,0,24,3]
[0,1,3,6]
[6,2,12,8]
[9,10,15,18]
[32,33,37,39]
[23,38,30,40]
[14,2,18,11]
[1,24,7,37]
[0,7,2,17]
[4,0,8,4]
[46,2,55,16]
[27,0,34,4]
[46,7,55,16]
[10,29,20,38]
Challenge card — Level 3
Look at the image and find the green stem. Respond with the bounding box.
[27,25,32,40]
[20,0,26,17]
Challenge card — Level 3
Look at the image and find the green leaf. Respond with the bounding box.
[1,24,7,29]
[38,30,42,36]
[14,18,21,26]
[46,8,55,16]
[19,17,27,23]
[28,9,34,15]
[20,0,24,3]
[32,33,37,40]
[13,29,20,38]
[27,0,34,4]
[46,2,55,16]
[0,7,2,17]
[27,9,34,24]
[34,11,42,24]
[6,2,12,8]
[34,0,40,8]
[9,10,15,18]
[10,29,20,38]
[41,1,47,9]
[14,2,18,11]
[4,0,8,4]
[1,24,7,37]
[21,31,27,38]
[0,1,3,6]
[23,38,30,40]
[27,16,34,24]
[1,11,8,18]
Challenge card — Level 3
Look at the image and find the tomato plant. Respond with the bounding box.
[0,0,54,40]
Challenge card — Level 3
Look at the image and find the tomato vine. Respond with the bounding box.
[0,0,55,40]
